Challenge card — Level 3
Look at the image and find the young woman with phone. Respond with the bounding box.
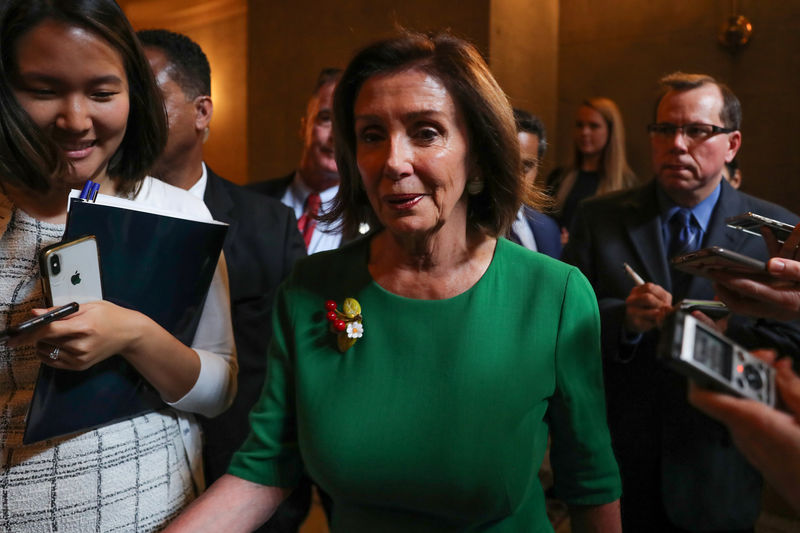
[0,1,235,531]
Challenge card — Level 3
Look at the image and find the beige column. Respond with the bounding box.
[490,0,560,181]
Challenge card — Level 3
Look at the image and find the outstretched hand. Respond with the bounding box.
[689,352,800,512]
[709,223,800,321]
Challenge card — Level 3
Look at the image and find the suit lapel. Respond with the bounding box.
[702,180,744,251]
[203,167,238,244]
[624,182,672,289]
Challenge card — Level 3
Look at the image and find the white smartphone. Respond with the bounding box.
[40,235,103,306]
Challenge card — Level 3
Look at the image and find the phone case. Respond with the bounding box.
[671,246,767,279]
[678,299,730,319]
[725,212,795,243]
[0,302,79,342]
[40,236,103,306]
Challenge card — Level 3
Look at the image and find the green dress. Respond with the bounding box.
[229,237,620,532]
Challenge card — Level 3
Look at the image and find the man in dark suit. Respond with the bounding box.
[563,72,800,532]
[510,108,562,258]
[137,30,306,507]
[248,69,350,254]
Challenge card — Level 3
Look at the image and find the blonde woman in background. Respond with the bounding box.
[546,97,637,243]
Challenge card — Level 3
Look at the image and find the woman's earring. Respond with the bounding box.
[466,178,484,195]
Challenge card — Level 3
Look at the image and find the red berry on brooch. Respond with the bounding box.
[324,297,363,353]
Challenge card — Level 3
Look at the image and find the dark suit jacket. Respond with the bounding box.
[563,179,800,531]
[246,173,293,199]
[518,206,562,259]
[200,167,306,484]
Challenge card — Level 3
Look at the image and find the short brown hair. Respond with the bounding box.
[137,29,211,100]
[656,72,742,130]
[0,0,167,196]
[327,30,545,237]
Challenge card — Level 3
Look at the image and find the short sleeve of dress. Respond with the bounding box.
[548,267,622,505]
[226,281,304,488]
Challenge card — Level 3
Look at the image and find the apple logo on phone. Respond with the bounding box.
[71,270,81,285]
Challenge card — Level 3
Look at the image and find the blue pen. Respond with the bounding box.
[78,180,94,200]
[90,182,100,201]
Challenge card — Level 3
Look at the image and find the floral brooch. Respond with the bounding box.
[325,298,363,352]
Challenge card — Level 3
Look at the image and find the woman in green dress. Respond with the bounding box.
[167,31,622,533]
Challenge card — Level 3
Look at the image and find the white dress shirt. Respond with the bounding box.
[281,173,343,254]
[187,163,209,200]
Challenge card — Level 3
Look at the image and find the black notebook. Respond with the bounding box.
[23,194,228,444]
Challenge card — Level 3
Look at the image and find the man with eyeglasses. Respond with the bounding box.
[563,72,800,532]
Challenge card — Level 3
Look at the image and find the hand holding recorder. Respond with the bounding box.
[689,353,800,513]
[684,214,800,512]
[661,312,775,406]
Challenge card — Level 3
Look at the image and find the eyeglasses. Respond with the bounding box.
[647,123,736,142]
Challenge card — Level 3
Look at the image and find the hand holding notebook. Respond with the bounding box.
[24,191,228,444]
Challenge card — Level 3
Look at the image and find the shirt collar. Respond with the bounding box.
[289,172,339,205]
[187,162,208,200]
[658,181,721,233]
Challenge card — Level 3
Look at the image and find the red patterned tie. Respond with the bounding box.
[297,193,321,248]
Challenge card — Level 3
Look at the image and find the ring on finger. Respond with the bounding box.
[48,346,60,360]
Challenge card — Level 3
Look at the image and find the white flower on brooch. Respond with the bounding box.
[326,297,363,352]
[346,321,364,339]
